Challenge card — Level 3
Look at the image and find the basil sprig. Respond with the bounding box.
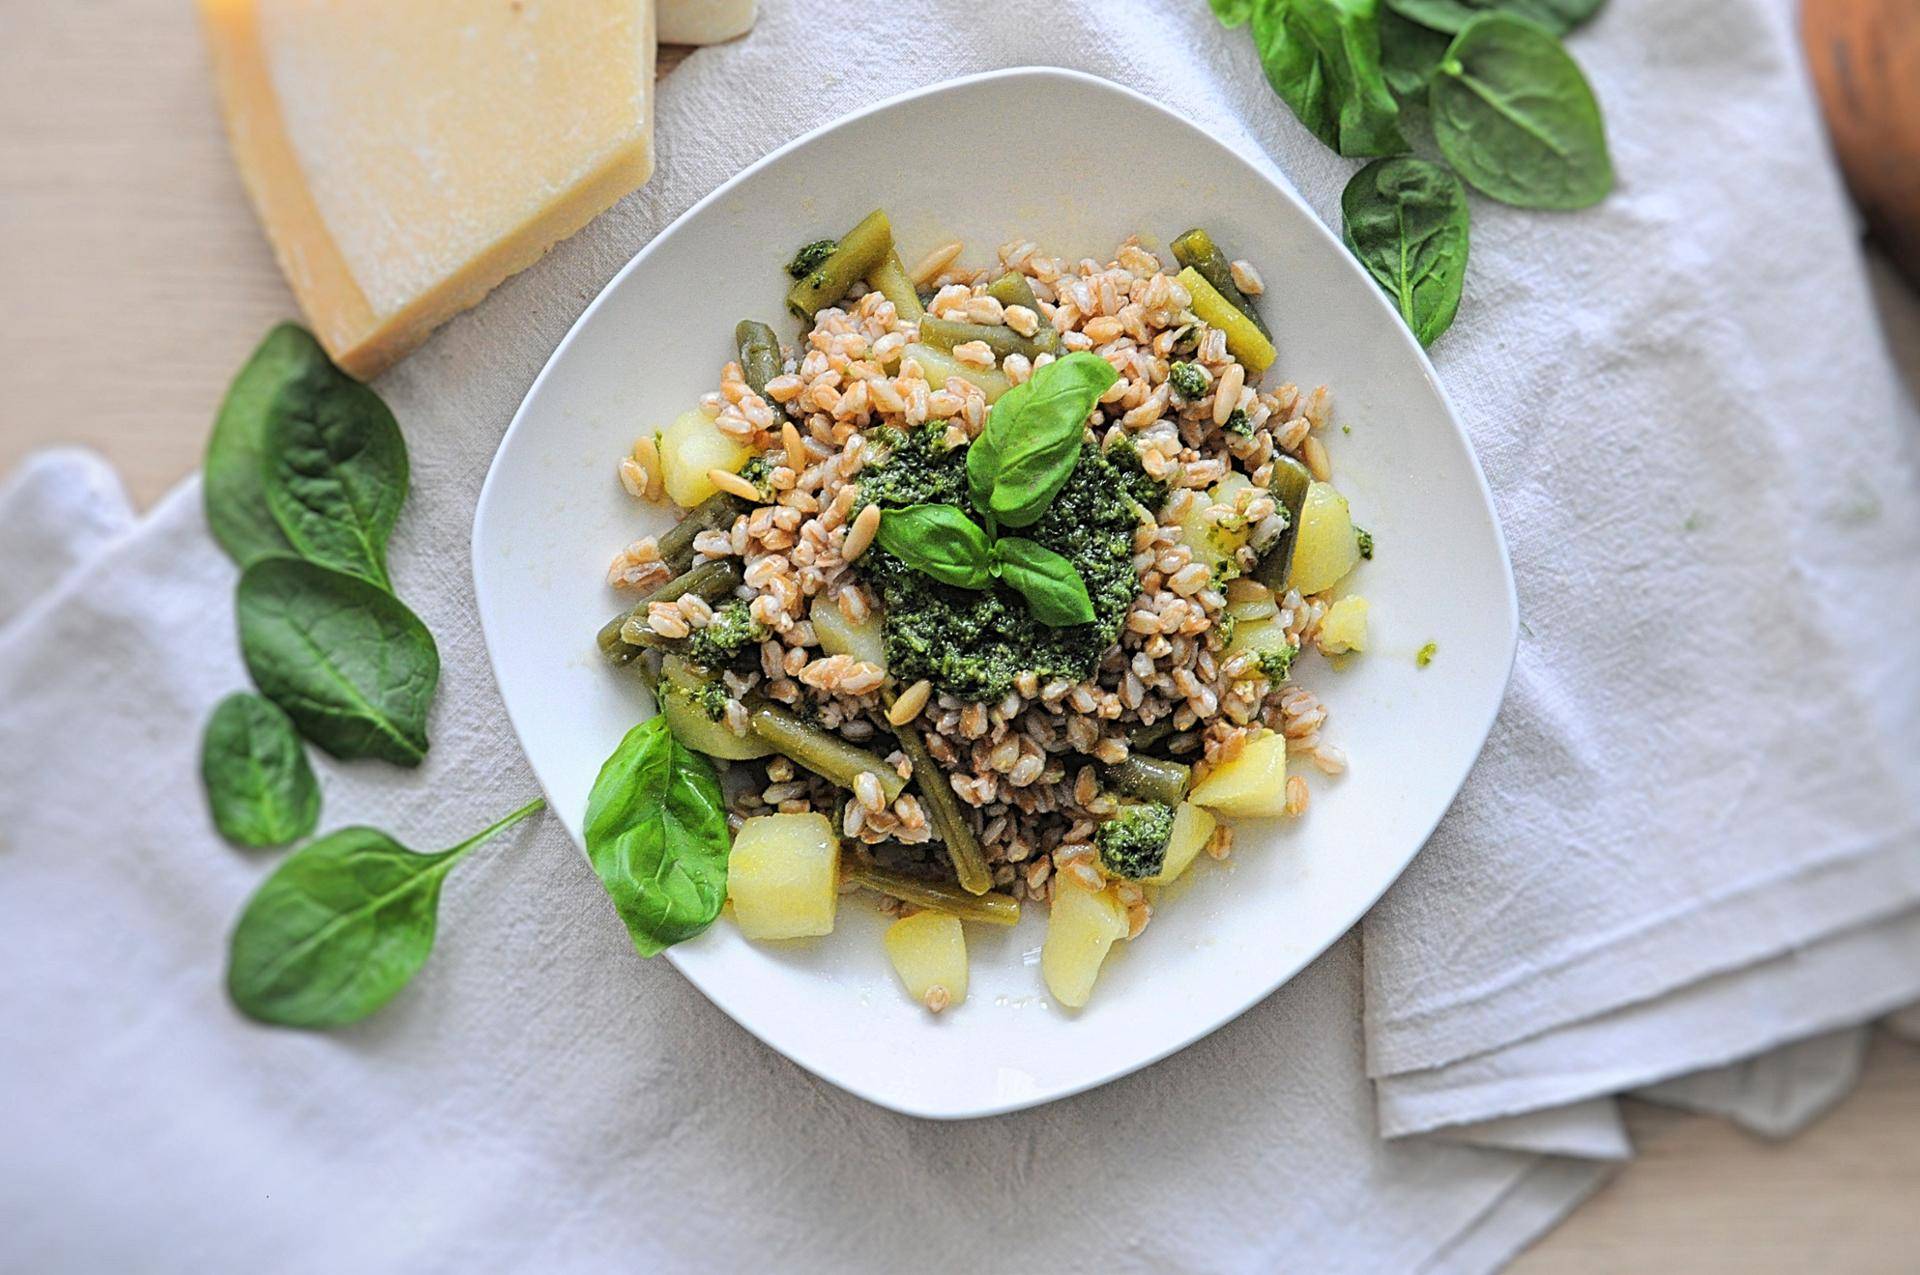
[583,715,733,957]
[874,353,1111,627]
[227,798,546,1028]
[974,352,1118,528]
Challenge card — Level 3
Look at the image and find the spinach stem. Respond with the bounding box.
[446,796,549,860]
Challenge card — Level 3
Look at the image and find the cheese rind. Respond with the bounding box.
[659,0,758,44]
[199,0,655,380]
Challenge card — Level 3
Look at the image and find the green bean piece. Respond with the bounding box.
[916,315,1056,363]
[1252,455,1313,591]
[985,270,1042,314]
[785,209,894,321]
[1126,719,1176,754]
[886,698,994,896]
[597,560,743,666]
[734,320,782,399]
[868,250,925,322]
[846,862,1020,925]
[655,491,748,575]
[745,697,907,802]
[1170,227,1270,339]
[1103,753,1192,807]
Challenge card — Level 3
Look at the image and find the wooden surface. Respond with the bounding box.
[1801,0,1920,286]
[2,4,1918,1269]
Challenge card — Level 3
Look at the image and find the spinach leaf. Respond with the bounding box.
[583,716,731,957]
[237,557,439,766]
[1429,14,1613,209]
[203,325,327,569]
[980,351,1118,527]
[990,537,1095,627]
[1380,7,1453,97]
[1251,0,1408,159]
[262,362,408,590]
[200,692,321,848]
[1210,0,1257,25]
[875,503,993,589]
[1342,157,1472,346]
[226,797,545,1028]
[1384,0,1604,36]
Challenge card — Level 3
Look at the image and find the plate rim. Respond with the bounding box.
[472,64,1519,1119]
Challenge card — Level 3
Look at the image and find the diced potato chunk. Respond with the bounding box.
[901,342,1011,402]
[1177,489,1251,580]
[1042,876,1129,1009]
[810,594,886,670]
[1146,801,1217,886]
[1318,595,1370,654]
[728,813,839,940]
[1226,617,1298,672]
[660,407,751,508]
[883,912,968,1010]
[1189,729,1291,818]
[1287,481,1361,597]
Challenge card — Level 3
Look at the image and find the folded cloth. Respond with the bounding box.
[1354,0,1920,1124]
[0,479,1608,1273]
[0,448,131,629]
[1635,1028,1869,1139]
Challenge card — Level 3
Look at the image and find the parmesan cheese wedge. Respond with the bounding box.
[660,0,759,44]
[198,0,656,380]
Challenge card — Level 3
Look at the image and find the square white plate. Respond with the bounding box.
[472,67,1516,1119]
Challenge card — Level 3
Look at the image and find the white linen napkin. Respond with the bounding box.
[0,448,132,630]
[0,478,1606,1273]
[1349,0,1920,1132]
[4,0,1917,1266]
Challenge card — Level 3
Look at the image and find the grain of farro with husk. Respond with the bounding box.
[597,220,1372,1009]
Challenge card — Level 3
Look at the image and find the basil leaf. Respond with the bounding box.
[200,692,322,849]
[203,325,326,569]
[1430,14,1613,209]
[227,798,545,1027]
[991,537,1096,627]
[1384,0,1604,36]
[981,351,1118,528]
[583,715,731,957]
[1380,7,1453,97]
[1342,157,1471,346]
[262,361,408,590]
[1210,0,1258,26]
[237,557,439,766]
[875,503,994,589]
[1251,0,1408,159]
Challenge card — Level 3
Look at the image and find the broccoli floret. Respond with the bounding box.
[1168,361,1209,399]
[1354,525,1374,560]
[1258,643,1299,684]
[694,680,730,722]
[1223,408,1253,437]
[685,600,768,673]
[785,239,838,280]
[1095,802,1177,880]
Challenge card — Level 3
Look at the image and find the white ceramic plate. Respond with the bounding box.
[473,67,1516,1119]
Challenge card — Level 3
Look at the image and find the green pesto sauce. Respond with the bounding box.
[857,427,1145,702]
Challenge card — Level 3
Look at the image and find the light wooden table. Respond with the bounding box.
[3,5,1917,1269]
